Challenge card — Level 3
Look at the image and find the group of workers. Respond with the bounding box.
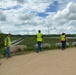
[0,30,66,65]
[36,30,66,53]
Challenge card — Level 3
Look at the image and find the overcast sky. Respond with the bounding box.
[0,0,76,35]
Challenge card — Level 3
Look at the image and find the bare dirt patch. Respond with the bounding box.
[0,48,76,75]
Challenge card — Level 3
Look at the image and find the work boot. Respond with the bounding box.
[6,56,11,60]
[3,54,6,57]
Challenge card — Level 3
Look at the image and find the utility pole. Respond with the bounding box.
[47,26,50,35]
[27,31,29,37]
[0,28,2,33]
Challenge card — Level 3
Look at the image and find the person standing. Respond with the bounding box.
[36,30,43,53]
[3,33,11,58]
[60,33,66,50]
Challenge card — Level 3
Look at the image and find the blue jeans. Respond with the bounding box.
[4,46,10,57]
[62,41,66,49]
[36,42,42,53]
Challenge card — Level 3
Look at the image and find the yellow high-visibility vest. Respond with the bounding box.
[4,36,11,46]
[60,35,66,41]
[37,33,43,42]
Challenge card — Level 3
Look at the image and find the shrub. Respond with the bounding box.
[0,33,6,48]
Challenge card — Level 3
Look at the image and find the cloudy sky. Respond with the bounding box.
[0,0,76,35]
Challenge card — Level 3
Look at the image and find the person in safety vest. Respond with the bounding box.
[36,30,43,53]
[60,33,66,50]
[3,33,11,58]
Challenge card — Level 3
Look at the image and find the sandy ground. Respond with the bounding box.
[0,48,76,75]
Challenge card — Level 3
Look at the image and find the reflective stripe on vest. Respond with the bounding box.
[60,35,66,41]
[5,36,11,46]
[37,33,42,41]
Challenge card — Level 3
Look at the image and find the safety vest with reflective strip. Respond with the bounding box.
[4,36,11,46]
[60,35,66,41]
[37,33,43,42]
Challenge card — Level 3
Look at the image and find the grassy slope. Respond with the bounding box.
[10,37,21,41]
[0,36,76,57]
[18,37,75,49]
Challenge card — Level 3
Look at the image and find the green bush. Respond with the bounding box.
[0,33,6,48]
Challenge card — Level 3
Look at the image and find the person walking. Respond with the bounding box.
[60,33,66,50]
[3,33,11,58]
[36,30,43,53]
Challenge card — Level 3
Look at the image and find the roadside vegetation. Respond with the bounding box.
[0,34,76,58]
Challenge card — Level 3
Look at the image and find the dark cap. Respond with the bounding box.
[38,30,41,33]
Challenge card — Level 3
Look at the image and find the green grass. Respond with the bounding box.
[18,37,75,49]
[18,37,60,45]
[10,37,21,41]
[0,37,76,58]
[19,37,36,46]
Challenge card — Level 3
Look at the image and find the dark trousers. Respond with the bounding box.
[36,42,42,53]
[62,41,66,49]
